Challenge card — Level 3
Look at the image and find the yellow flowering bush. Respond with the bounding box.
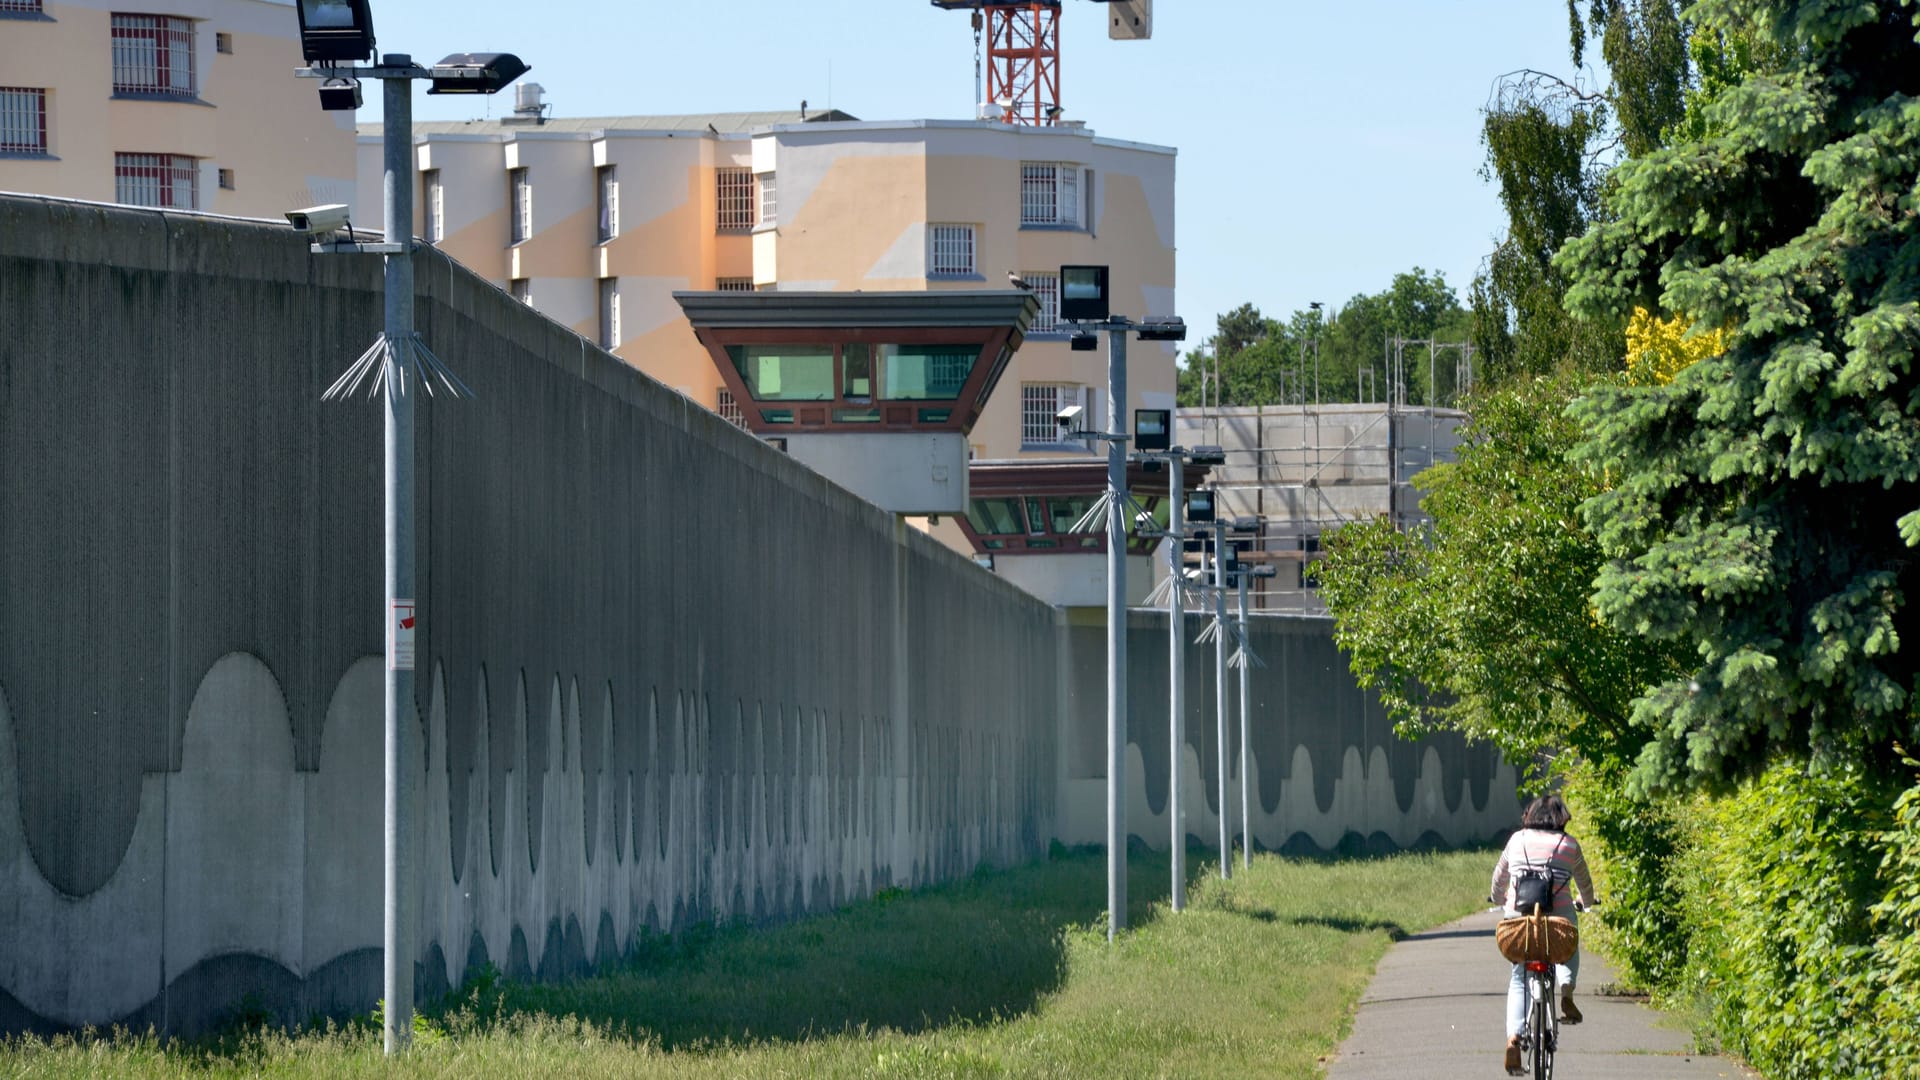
[1622,306,1730,385]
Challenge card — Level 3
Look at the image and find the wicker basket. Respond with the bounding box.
[1496,913,1579,964]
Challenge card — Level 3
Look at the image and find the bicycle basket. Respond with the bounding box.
[1496,913,1578,964]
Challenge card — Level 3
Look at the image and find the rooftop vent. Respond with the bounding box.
[502,82,547,124]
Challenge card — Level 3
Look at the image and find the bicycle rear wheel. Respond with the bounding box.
[1531,978,1554,1079]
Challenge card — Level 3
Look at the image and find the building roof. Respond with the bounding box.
[358,108,859,139]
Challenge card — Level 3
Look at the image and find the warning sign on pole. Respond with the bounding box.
[390,599,416,671]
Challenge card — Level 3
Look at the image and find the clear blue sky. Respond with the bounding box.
[364,1,1588,347]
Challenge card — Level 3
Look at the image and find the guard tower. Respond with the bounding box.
[675,290,1038,515]
[952,457,1207,606]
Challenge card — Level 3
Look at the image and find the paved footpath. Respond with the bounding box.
[1326,909,1755,1080]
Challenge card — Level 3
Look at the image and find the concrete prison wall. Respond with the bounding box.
[0,194,1515,1037]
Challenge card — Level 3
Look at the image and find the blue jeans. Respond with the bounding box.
[1506,949,1580,1039]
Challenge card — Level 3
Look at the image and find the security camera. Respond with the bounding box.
[286,203,351,235]
[1056,403,1085,429]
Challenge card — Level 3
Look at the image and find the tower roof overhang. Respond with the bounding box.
[674,290,1039,437]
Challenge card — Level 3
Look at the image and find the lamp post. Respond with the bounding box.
[1060,266,1184,941]
[293,4,526,1054]
[1212,514,1230,877]
[1229,555,1275,870]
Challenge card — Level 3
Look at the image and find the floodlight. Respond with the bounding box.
[1185,489,1216,523]
[317,77,362,111]
[1070,331,1098,351]
[1251,564,1278,579]
[1230,516,1261,533]
[295,0,375,63]
[427,52,531,95]
[1134,408,1171,452]
[1136,317,1186,342]
[1060,264,1109,322]
[1188,445,1226,467]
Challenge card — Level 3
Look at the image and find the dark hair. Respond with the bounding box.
[1521,794,1571,831]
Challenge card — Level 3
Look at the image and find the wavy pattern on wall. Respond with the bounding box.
[0,643,1045,1033]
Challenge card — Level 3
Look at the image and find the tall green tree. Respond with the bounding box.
[1470,1,1695,384]
[1558,0,1920,792]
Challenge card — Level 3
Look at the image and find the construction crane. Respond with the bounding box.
[928,1,1152,126]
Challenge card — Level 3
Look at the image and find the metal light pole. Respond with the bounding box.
[1236,566,1251,870]
[379,67,416,1055]
[1165,453,1186,911]
[1213,525,1230,878]
[1104,320,1129,941]
[297,38,521,1054]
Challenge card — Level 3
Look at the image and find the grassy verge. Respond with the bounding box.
[1,845,1492,1079]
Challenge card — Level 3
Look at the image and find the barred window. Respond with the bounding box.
[509,167,530,243]
[596,165,617,243]
[716,387,748,429]
[1025,271,1061,333]
[757,172,776,228]
[716,277,753,292]
[217,167,233,189]
[0,88,47,155]
[1021,383,1086,447]
[716,167,754,230]
[928,224,975,277]
[597,278,620,350]
[0,0,46,11]
[114,152,197,209]
[1020,162,1084,227]
[112,14,197,98]
[214,31,232,54]
[422,169,443,242]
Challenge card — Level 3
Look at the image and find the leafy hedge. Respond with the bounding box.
[1580,763,1920,1080]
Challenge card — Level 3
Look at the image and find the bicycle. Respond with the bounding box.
[1494,899,1594,1079]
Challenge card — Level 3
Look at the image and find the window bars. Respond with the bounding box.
[929,224,976,277]
[1021,383,1080,446]
[1026,272,1061,332]
[717,388,748,429]
[509,168,530,243]
[112,14,196,98]
[596,165,617,242]
[115,152,197,208]
[0,0,46,12]
[1020,162,1082,227]
[716,168,754,230]
[0,87,46,154]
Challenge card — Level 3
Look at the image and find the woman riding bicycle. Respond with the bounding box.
[1490,794,1597,1076]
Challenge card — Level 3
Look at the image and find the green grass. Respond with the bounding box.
[0,845,1493,1079]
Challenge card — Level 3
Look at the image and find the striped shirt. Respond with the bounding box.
[1491,827,1595,919]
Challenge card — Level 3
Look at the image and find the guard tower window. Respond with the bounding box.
[727,345,835,401]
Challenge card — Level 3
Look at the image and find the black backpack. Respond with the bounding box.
[1513,866,1558,916]
[1513,833,1566,916]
